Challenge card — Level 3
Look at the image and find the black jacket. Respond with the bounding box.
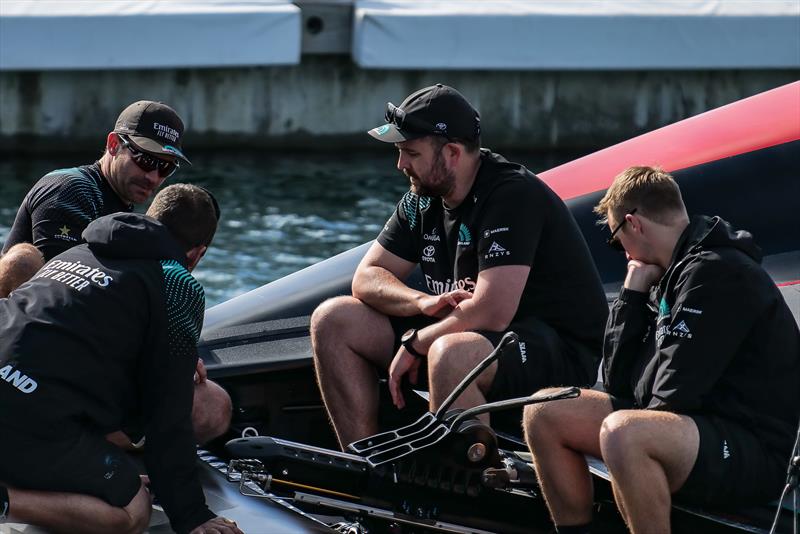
[603,215,800,457]
[0,212,214,533]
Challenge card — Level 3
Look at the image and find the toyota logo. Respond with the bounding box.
[423,245,435,257]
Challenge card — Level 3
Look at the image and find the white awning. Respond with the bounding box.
[0,0,301,70]
[353,0,800,70]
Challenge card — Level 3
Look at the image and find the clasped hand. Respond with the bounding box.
[418,289,472,318]
[624,259,665,292]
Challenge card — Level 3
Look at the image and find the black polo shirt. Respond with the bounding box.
[378,149,608,350]
[3,162,131,260]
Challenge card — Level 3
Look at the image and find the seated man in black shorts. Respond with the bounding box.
[523,166,800,533]
[311,84,608,449]
[0,185,241,534]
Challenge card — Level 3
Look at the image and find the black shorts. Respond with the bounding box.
[607,396,786,507]
[0,417,141,507]
[678,415,787,507]
[389,315,593,434]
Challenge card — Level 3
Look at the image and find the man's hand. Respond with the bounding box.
[624,260,665,292]
[190,517,243,534]
[388,348,422,409]
[194,358,207,385]
[418,289,472,318]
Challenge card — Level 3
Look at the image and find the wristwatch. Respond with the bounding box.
[400,328,426,360]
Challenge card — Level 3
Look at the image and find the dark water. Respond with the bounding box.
[0,149,579,306]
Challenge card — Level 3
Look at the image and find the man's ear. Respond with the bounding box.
[444,141,462,166]
[106,132,121,155]
[185,245,208,272]
[627,212,644,235]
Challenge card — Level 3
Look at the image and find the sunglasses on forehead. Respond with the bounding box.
[385,102,448,138]
[117,134,180,179]
[607,208,637,252]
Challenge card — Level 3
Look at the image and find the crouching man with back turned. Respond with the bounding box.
[523,166,800,534]
[0,185,241,534]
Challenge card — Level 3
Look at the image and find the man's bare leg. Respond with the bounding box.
[192,379,233,444]
[600,410,699,534]
[0,244,44,297]
[523,389,613,527]
[5,479,151,534]
[427,333,496,420]
[311,296,396,449]
[105,379,232,451]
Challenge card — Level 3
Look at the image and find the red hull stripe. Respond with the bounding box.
[540,81,800,200]
[777,280,800,287]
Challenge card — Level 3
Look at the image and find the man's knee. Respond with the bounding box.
[310,296,362,344]
[523,387,568,432]
[599,410,649,468]
[524,387,590,443]
[0,243,44,297]
[192,380,232,444]
[118,482,152,534]
[428,333,490,375]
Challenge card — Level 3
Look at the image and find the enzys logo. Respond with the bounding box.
[485,241,511,258]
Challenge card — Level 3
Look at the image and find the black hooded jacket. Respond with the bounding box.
[603,215,800,457]
[0,212,214,533]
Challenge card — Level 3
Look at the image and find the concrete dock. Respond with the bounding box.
[1,1,798,152]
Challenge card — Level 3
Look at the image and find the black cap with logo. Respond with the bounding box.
[113,100,190,164]
[368,84,481,144]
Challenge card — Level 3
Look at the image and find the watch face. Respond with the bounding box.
[401,328,416,344]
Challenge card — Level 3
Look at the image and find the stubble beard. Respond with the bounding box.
[407,150,455,198]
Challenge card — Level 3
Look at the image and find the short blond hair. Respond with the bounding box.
[594,166,686,225]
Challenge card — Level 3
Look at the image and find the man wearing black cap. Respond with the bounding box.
[0,101,231,449]
[1,100,191,293]
[311,84,609,448]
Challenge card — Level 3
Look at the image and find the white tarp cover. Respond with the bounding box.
[0,0,301,70]
[353,0,800,69]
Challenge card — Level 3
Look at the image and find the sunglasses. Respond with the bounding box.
[118,134,180,179]
[607,208,637,252]
[385,102,447,138]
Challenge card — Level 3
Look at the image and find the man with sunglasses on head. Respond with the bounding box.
[311,84,608,449]
[0,184,242,534]
[522,166,800,534]
[1,100,187,294]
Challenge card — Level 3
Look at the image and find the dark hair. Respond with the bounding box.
[146,184,219,251]
[428,134,481,155]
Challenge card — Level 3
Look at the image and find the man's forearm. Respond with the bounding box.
[352,265,427,317]
[415,297,503,353]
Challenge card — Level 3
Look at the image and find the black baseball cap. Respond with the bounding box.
[368,84,481,143]
[113,100,190,164]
